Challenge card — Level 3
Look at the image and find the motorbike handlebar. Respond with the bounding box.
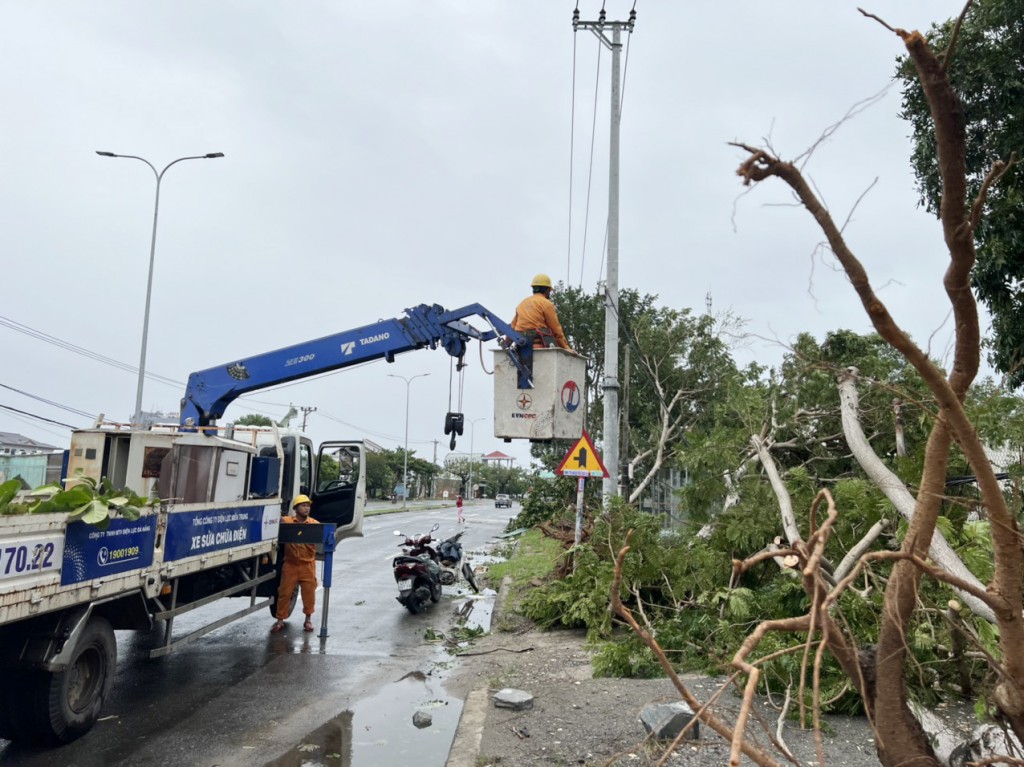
[398,534,433,547]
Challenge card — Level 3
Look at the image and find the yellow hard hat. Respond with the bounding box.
[292,494,312,508]
[531,273,553,289]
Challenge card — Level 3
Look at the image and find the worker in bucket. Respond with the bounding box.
[511,273,574,352]
[271,495,319,634]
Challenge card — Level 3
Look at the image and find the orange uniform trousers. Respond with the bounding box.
[275,559,318,620]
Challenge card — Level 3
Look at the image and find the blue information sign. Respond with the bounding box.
[164,505,277,562]
[61,516,157,585]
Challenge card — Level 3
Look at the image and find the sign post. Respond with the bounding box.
[554,430,610,563]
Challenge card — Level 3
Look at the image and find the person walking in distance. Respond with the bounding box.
[271,495,319,633]
[456,493,464,524]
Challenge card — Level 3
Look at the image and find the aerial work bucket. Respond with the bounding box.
[492,348,586,441]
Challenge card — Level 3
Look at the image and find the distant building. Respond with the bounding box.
[0,432,59,455]
[481,450,515,468]
[0,432,64,488]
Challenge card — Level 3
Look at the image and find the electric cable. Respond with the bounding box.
[0,314,181,387]
[0,382,95,419]
[578,38,603,289]
[0,408,73,442]
[0,404,77,429]
[0,312,296,420]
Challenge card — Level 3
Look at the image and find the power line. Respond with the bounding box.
[578,34,603,288]
[317,409,436,447]
[0,312,296,419]
[0,382,95,419]
[0,408,72,443]
[0,403,77,429]
[0,313,181,387]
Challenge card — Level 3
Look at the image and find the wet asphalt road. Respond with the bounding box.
[0,500,514,767]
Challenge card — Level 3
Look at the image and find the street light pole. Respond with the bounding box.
[96,150,224,425]
[468,417,486,500]
[388,373,430,510]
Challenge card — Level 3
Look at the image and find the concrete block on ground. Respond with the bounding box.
[493,688,534,710]
[640,701,699,741]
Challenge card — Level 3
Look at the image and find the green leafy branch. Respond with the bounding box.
[0,475,153,529]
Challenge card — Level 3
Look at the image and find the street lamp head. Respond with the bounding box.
[388,373,430,383]
[205,152,225,159]
[95,151,116,157]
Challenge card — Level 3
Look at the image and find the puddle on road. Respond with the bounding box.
[350,669,463,765]
[264,711,353,767]
[269,539,509,766]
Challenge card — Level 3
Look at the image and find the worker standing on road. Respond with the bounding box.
[511,273,574,352]
[271,495,319,634]
[456,493,464,524]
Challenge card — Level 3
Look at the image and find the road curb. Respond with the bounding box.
[446,572,515,767]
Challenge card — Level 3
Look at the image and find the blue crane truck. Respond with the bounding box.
[0,302,530,744]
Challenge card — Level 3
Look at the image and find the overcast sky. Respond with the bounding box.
[1,1,972,470]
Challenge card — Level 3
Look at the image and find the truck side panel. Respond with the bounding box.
[60,515,157,585]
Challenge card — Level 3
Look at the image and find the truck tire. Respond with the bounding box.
[269,586,299,618]
[14,616,117,744]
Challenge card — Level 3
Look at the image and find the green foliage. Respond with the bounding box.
[505,475,579,530]
[487,529,566,593]
[234,413,274,426]
[365,450,396,498]
[472,462,530,497]
[897,1,1024,386]
[0,475,152,529]
[550,283,744,490]
[493,294,1023,714]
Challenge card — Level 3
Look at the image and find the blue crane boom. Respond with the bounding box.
[179,303,528,428]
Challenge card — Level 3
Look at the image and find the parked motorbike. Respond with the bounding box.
[393,524,443,614]
[392,524,479,614]
[436,530,479,593]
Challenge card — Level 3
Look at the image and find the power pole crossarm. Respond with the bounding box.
[300,406,317,432]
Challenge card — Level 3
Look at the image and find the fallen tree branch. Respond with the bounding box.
[611,530,783,767]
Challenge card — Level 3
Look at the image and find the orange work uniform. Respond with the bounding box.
[275,514,319,620]
[511,293,571,350]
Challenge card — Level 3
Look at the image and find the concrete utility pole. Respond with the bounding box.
[300,406,317,432]
[573,6,636,503]
[431,439,440,499]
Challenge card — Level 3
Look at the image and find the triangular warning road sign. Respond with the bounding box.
[555,429,609,478]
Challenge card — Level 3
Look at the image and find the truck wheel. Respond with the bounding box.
[269,586,299,619]
[17,616,117,744]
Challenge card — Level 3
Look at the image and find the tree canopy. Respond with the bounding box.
[233,414,273,426]
[552,283,744,501]
[898,0,1024,386]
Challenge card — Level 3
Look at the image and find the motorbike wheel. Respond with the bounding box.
[462,562,480,593]
[405,585,432,615]
[430,581,441,603]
